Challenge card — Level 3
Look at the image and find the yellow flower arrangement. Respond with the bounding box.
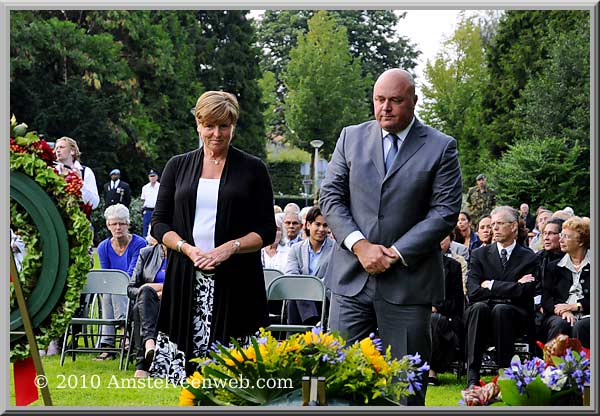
[359,337,390,376]
[181,327,429,406]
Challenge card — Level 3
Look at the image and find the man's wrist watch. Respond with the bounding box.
[233,240,241,254]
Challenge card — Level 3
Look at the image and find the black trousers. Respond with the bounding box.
[573,317,590,348]
[542,314,572,342]
[430,313,460,373]
[328,276,431,406]
[465,301,528,370]
[133,285,160,370]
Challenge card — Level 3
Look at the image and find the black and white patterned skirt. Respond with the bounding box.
[148,272,214,383]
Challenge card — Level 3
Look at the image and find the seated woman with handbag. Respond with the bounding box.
[127,234,167,378]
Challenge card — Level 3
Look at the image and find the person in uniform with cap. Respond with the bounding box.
[141,169,160,238]
[103,168,132,208]
[466,173,496,226]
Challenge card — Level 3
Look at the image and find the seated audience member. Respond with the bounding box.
[519,203,536,236]
[428,237,465,386]
[455,211,481,254]
[261,213,289,272]
[299,206,311,240]
[282,211,302,246]
[128,234,167,378]
[465,206,538,388]
[475,215,493,246]
[441,231,469,295]
[10,228,26,272]
[284,206,333,326]
[450,240,470,262]
[283,202,300,214]
[516,217,530,247]
[96,204,147,360]
[534,219,565,339]
[541,216,590,347]
[273,205,282,214]
[551,210,572,221]
[529,209,553,253]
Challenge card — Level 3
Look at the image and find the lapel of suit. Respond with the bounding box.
[301,239,310,275]
[504,244,524,279]
[366,121,386,180]
[312,237,331,277]
[489,243,504,279]
[384,118,427,182]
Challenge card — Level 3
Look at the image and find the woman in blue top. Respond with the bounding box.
[95,204,146,360]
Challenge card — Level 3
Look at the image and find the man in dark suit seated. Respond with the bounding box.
[465,206,538,388]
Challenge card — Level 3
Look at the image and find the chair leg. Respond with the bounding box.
[59,326,69,367]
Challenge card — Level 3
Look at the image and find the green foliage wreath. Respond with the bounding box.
[10,116,92,361]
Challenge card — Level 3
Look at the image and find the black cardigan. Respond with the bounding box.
[542,257,590,317]
[151,146,276,358]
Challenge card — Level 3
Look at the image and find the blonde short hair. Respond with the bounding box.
[562,216,590,250]
[194,91,239,126]
[57,136,81,161]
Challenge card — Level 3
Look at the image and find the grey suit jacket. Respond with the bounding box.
[319,118,462,305]
[284,237,333,278]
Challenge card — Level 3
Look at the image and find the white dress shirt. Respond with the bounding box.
[343,117,416,265]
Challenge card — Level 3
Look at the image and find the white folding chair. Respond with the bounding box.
[60,269,131,370]
[265,274,326,335]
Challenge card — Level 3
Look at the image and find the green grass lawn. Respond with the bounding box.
[9,252,472,407]
[9,353,477,407]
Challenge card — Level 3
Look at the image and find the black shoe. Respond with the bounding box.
[467,367,480,389]
[144,348,155,369]
[428,376,439,386]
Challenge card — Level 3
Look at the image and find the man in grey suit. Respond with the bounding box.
[319,68,462,405]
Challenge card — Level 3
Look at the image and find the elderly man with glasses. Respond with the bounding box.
[464,206,539,388]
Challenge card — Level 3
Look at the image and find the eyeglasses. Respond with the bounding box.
[490,221,514,228]
[559,233,577,241]
[108,222,128,227]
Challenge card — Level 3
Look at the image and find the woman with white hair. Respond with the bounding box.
[261,212,289,272]
[95,203,146,360]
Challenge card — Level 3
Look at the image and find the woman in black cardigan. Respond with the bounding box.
[541,216,590,346]
[127,238,166,378]
[150,91,275,381]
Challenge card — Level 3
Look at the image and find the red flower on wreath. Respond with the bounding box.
[79,202,93,219]
[9,138,28,154]
[30,140,55,163]
[64,171,83,198]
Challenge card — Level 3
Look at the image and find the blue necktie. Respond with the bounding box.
[384,133,399,174]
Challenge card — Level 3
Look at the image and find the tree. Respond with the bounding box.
[257,10,419,137]
[482,10,588,156]
[283,11,370,157]
[419,14,490,188]
[488,137,588,216]
[514,14,589,148]
[195,10,266,159]
[11,11,266,192]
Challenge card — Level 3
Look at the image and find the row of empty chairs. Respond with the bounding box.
[59,268,326,370]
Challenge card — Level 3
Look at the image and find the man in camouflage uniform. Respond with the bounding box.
[466,174,496,225]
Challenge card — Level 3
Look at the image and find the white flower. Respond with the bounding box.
[541,367,567,391]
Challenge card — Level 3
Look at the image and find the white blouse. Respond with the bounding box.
[192,178,220,252]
